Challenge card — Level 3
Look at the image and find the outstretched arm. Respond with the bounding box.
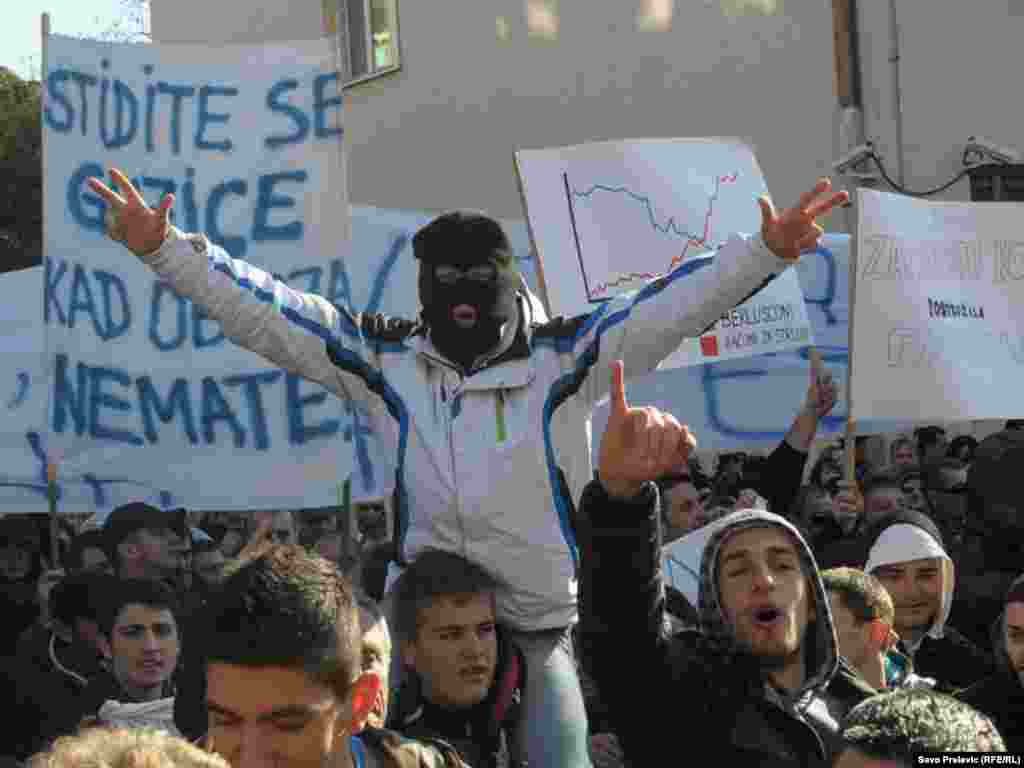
[88,169,380,403]
[756,362,839,515]
[578,361,696,764]
[576,180,848,405]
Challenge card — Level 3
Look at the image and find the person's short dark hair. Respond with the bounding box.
[920,458,968,493]
[967,429,1024,509]
[821,567,894,625]
[97,578,180,639]
[717,452,746,470]
[946,435,978,463]
[190,538,220,556]
[103,503,188,564]
[809,454,842,493]
[862,467,905,497]
[51,572,118,628]
[0,515,45,584]
[791,484,830,522]
[840,688,1005,757]
[914,426,946,457]
[65,529,107,571]
[392,549,499,645]
[1004,419,1024,430]
[202,544,361,699]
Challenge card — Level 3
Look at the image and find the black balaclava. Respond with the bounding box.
[413,211,521,371]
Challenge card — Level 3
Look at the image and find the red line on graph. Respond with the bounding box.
[590,174,739,296]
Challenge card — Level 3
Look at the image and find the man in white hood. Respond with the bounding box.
[861,510,993,693]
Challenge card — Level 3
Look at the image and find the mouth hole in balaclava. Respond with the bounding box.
[413,211,521,371]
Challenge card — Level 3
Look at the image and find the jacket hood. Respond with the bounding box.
[862,511,954,645]
[697,508,839,700]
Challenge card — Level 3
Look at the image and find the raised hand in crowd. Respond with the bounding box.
[758,179,848,261]
[598,361,696,500]
[87,169,174,256]
[783,358,839,455]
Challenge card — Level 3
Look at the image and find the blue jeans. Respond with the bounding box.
[505,626,592,768]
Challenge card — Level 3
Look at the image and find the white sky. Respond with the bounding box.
[2,0,141,79]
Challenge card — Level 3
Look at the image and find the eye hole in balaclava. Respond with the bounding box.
[413,211,521,370]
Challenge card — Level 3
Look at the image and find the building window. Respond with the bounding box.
[336,0,400,85]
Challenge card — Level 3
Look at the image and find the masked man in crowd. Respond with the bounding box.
[578,362,873,767]
[89,167,845,767]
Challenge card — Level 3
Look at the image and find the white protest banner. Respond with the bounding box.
[658,266,813,368]
[589,234,918,457]
[0,267,50,509]
[515,138,769,322]
[851,189,1024,423]
[38,33,351,513]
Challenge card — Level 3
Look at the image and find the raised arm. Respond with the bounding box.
[575,180,848,405]
[757,362,839,515]
[577,361,696,763]
[89,169,382,403]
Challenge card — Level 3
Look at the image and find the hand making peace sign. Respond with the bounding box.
[88,168,176,257]
[759,178,848,262]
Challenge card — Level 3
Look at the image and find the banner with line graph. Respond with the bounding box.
[515,137,770,321]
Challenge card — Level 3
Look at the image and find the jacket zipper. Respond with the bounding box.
[445,371,468,559]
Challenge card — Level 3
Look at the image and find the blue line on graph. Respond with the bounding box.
[571,173,737,246]
[571,184,704,241]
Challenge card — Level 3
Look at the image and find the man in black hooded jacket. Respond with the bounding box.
[578,362,873,768]
[956,573,1024,752]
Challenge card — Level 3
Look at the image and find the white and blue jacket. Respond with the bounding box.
[142,226,787,631]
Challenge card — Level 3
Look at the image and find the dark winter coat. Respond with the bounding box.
[578,484,873,768]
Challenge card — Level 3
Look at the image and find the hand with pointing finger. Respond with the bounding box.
[598,360,696,501]
[759,179,848,262]
[88,168,175,257]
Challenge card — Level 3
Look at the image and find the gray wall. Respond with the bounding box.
[151,0,841,225]
[857,1,1024,202]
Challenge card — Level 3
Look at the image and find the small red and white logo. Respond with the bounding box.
[700,335,719,357]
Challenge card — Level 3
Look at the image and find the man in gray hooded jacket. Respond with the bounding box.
[577,362,872,768]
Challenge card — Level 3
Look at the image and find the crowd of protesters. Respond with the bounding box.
[2,414,1020,767]
[2,171,1019,767]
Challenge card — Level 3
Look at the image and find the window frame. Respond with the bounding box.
[335,0,402,88]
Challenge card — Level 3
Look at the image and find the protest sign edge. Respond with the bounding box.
[41,12,62,565]
[844,189,863,482]
[513,151,554,318]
